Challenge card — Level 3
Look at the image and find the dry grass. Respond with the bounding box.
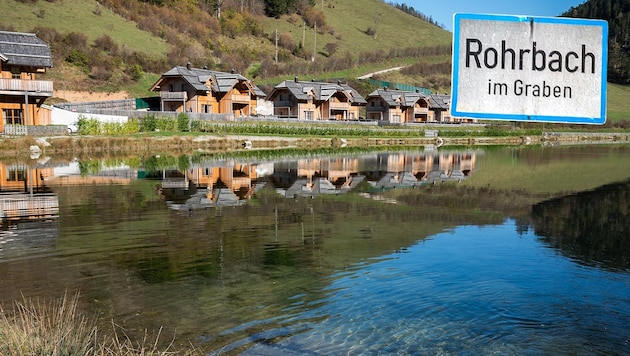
[0,292,202,356]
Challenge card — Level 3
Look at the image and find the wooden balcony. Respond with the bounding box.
[231,93,251,103]
[329,102,349,110]
[0,78,53,97]
[159,91,187,101]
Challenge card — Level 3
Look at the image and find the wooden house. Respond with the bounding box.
[365,89,428,123]
[150,64,266,117]
[366,89,457,123]
[267,78,366,120]
[0,31,53,133]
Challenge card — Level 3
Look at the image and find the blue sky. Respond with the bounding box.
[403,0,587,31]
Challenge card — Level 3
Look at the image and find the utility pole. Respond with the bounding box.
[302,21,306,51]
[312,22,316,62]
[275,29,278,63]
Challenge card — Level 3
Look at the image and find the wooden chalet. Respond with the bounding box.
[267,78,366,120]
[365,89,456,123]
[366,89,428,123]
[150,64,266,117]
[0,31,53,133]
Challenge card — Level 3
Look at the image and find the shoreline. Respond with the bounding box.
[1,132,629,162]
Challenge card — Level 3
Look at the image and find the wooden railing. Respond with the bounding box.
[0,78,53,95]
[159,91,187,100]
[231,94,251,103]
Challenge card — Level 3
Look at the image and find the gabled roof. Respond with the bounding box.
[427,94,450,110]
[152,65,266,97]
[0,31,53,68]
[269,79,366,105]
[367,89,426,107]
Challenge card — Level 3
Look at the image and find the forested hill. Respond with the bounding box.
[562,0,630,84]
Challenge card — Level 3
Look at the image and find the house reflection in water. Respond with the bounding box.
[0,163,59,255]
[157,162,273,210]
[26,150,477,213]
[156,151,478,209]
[273,151,477,196]
[0,163,57,223]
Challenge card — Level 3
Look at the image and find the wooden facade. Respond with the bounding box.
[365,89,458,123]
[267,78,366,120]
[150,64,266,117]
[0,31,53,133]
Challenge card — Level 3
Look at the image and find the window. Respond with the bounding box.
[10,67,21,79]
[202,104,212,113]
[304,111,314,120]
[3,109,23,125]
[6,169,26,182]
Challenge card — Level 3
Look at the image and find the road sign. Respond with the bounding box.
[451,13,608,124]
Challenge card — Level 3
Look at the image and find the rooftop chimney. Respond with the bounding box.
[186,62,191,70]
[295,76,299,83]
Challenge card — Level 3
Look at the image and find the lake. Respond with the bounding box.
[0,144,629,355]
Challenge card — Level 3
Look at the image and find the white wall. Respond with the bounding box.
[46,105,129,126]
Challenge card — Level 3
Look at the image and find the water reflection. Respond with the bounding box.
[0,146,629,354]
[531,179,630,271]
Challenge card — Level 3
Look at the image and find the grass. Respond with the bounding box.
[0,292,201,356]
[259,0,451,57]
[0,0,168,58]
[607,83,630,121]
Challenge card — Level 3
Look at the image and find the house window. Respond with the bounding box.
[3,109,23,125]
[10,67,21,79]
[304,111,314,120]
[202,104,212,113]
[6,169,26,182]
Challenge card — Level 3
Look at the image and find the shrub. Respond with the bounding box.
[140,114,157,132]
[177,113,190,132]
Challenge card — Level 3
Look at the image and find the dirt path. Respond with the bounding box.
[53,90,129,102]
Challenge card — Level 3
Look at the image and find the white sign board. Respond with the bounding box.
[451,13,608,124]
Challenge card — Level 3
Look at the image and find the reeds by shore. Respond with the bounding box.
[0,292,201,356]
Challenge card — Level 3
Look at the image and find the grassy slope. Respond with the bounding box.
[258,0,451,55]
[0,0,168,58]
[607,83,630,121]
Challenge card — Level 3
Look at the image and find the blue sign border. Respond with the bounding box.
[451,13,608,124]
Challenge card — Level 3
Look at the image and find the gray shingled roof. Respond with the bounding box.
[367,89,426,107]
[157,65,266,97]
[427,94,450,110]
[270,79,366,105]
[0,31,53,68]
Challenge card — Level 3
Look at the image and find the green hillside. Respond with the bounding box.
[259,0,451,56]
[1,0,453,96]
[2,0,629,124]
[0,0,168,57]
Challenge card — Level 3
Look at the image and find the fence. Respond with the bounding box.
[363,79,432,95]
[4,124,67,136]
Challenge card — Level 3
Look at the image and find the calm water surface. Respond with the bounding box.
[0,145,629,355]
